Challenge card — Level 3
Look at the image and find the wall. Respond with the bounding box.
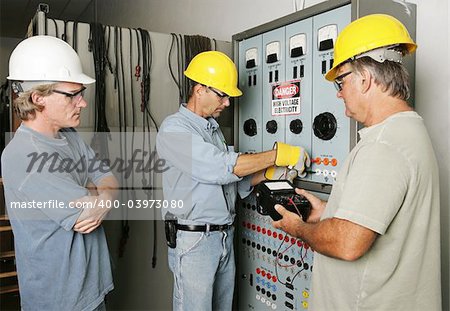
[411,1,449,308]
[0,37,21,84]
[94,0,324,42]
[93,0,449,309]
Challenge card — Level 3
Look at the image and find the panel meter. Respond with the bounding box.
[289,33,306,58]
[317,24,338,51]
[246,48,258,69]
[266,41,281,63]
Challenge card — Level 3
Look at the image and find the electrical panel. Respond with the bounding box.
[239,36,263,153]
[233,0,416,309]
[311,6,351,184]
[285,18,313,182]
[236,190,329,310]
[262,29,286,151]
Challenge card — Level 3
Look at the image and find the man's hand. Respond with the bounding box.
[295,188,326,223]
[273,142,311,178]
[272,204,303,238]
[264,165,288,180]
[272,188,327,237]
[72,193,112,234]
[292,148,310,178]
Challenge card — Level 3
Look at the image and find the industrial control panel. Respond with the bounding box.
[236,189,328,310]
[236,3,354,185]
[233,0,416,309]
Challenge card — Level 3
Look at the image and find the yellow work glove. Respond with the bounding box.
[274,142,311,178]
[264,165,288,180]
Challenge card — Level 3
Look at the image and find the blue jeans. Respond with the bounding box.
[168,227,235,311]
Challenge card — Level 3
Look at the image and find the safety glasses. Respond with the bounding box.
[333,71,353,91]
[52,86,86,104]
[207,86,230,102]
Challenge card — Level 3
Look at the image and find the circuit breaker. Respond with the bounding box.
[233,0,416,309]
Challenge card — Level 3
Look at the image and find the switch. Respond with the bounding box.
[289,119,303,134]
[293,66,298,79]
[266,120,278,134]
[300,64,304,77]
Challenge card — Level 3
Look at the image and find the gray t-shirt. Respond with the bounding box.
[1,124,114,311]
[311,111,441,310]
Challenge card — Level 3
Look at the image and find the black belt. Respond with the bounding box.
[176,224,232,232]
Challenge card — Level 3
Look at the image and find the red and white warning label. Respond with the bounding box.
[271,80,301,116]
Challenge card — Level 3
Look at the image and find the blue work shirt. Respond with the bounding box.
[156,104,252,225]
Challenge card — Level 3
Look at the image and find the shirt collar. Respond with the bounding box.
[179,104,220,131]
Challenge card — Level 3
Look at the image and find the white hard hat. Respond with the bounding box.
[7,35,95,84]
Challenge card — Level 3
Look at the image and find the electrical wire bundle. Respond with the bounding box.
[89,22,112,161]
[168,34,216,103]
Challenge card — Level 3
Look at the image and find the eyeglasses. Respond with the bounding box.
[207,86,230,102]
[52,86,86,104]
[333,71,353,91]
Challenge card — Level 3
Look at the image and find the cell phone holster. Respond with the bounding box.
[164,218,178,248]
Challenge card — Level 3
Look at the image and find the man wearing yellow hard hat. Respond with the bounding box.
[156,51,310,310]
[274,14,441,310]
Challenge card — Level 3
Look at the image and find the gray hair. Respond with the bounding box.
[348,56,411,101]
[13,83,56,121]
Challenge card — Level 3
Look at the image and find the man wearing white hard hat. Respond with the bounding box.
[1,35,118,310]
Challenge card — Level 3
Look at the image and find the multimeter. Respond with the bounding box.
[255,180,311,221]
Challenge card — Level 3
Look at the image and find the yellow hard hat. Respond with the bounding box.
[184,51,242,97]
[325,14,417,81]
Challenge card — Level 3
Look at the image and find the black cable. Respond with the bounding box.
[169,33,183,101]
[274,236,307,287]
[89,22,110,161]
[62,20,68,42]
[49,18,59,38]
[182,35,212,102]
[134,29,141,82]
[72,22,78,52]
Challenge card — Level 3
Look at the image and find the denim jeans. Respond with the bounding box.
[168,227,235,311]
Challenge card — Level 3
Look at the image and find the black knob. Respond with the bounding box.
[313,112,337,140]
[289,119,303,134]
[266,120,278,134]
[243,119,257,137]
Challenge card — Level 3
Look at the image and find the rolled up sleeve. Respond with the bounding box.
[156,122,241,185]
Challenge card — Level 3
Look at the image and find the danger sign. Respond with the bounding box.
[271,80,301,116]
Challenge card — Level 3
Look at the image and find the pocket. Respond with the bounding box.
[176,231,204,255]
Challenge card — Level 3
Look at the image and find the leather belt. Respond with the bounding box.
[176,224,232,232]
